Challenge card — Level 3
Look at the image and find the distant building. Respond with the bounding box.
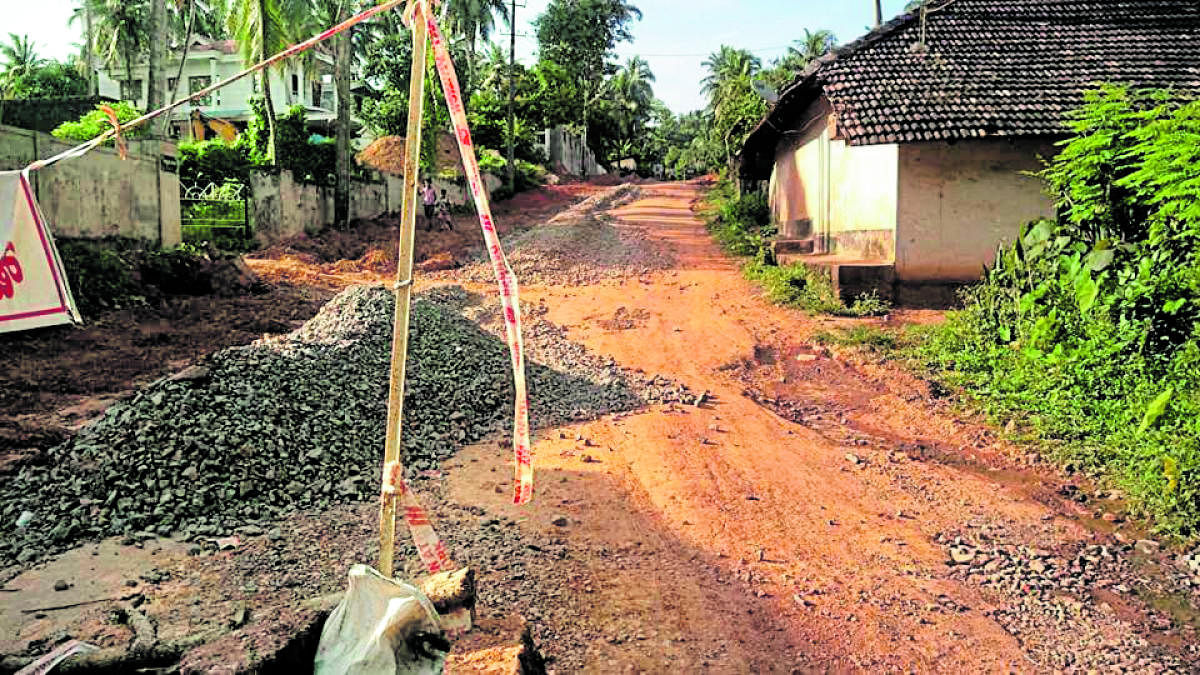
[740,0,1200,303]
[97,36,344,140]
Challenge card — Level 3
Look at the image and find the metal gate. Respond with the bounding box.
[180,182,249,243]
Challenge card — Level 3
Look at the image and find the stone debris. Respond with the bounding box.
[0,285,696,569]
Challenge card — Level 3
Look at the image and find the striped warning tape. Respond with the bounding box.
[425,8,534,505]
[383,460,450,573]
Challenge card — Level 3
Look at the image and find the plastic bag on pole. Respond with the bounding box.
[314,565,448,675]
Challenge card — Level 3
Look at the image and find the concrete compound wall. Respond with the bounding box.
[543,127,606,177]
[896,139,1057,282]
[768,98,898,260]
[0,124,181,247]
[250,169,400,244]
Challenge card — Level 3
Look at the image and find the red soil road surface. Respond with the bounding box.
[444,181,1194,671]
[2,180,1193,671]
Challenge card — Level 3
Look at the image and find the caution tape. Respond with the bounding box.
[425,8,534,505]
[383,461,450,573]
[25,0,411,173]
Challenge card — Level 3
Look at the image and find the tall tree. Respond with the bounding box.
[88,0,151,99]
[608,55,654,161]
[700,46,760,102]
[444,0,509,99]
[701,45,766,172]
[781,29,835,72]
[147,0,167,125]
[68,1,99,95]
[534,0,641,173]
[227,0,287,162]
[1,34,47,120]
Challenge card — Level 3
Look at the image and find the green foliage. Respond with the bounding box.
[814,325,899,352]
[913,85,1200,536]
[0,61,89,99]
[178,140,252,186]
[275,105,335,185]
[57,239,221,317]
[743,259,842,313]
[56,239,141,316]
[50,101,145,142]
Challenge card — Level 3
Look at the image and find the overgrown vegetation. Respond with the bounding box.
[57,238,231,316]
[50,101,146,143]
[908,85,1200,536]
[703,177,889,317]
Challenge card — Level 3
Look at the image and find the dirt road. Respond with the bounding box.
[3,180,1197,673]
[445,181,1198,671]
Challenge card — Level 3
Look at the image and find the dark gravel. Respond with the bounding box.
[0,285,695,570]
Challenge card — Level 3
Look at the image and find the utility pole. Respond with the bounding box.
[506,0,517,193]
[874,0,883,26]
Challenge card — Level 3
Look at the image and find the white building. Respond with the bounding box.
[97,36,342,139]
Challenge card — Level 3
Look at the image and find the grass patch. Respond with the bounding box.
[701,176,890,318]
[866,86,1200,539]
[743,259,890,317]
[813,324,900,352]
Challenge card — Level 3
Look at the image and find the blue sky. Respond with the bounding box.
[10,0,914,113]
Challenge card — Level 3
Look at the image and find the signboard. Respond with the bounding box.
[0,171,81,334]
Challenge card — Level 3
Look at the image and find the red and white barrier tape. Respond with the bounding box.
[383,460,450,573]
[425,8,533,505]
[25,0,411,173]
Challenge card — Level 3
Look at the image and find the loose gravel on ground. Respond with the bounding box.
[1,285,694,570]
[444,184,675,286]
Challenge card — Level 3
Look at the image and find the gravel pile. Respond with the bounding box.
[0,285,693,567]
[445,184,675,285]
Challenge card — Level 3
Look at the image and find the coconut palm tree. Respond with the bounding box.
[68,2,99,94]
[444,0,509,97]
[701,45,760,106]
[87,0,152,101]
[0,34,46,77]
[0,34,47,119]
[779,29,835,73]
[608,56,655,165]
[227,0,288,162]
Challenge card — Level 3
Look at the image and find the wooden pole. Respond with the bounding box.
[379,0,429,579]
[506,0,517,193]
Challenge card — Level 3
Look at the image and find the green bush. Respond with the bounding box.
[706,177,889,317]
[56,239,217,316]
[50,101,145,143]
[178,140,252,187]
[702,178,774,258]
[56,239,142,315]
[913,85,1200,536]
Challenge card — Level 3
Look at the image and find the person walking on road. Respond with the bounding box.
[421,179,438,231]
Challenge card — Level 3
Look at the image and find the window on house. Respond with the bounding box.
[311,81,322,108]
[121,79,143,102]
[189,75,212,106]
[291,74,300,98]
[167,77,177,95]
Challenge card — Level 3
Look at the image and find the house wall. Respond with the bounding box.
[896,139,1056,282]
[768,97,898,260]
[98,50,335,122]
[0,124,181,246]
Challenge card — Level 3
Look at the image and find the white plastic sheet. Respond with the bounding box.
[0,171,80,334]
[314,565,447,675]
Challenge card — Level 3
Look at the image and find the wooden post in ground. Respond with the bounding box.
[379,0,429,579]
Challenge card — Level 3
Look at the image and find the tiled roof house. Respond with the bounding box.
[740,0,1200,302]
